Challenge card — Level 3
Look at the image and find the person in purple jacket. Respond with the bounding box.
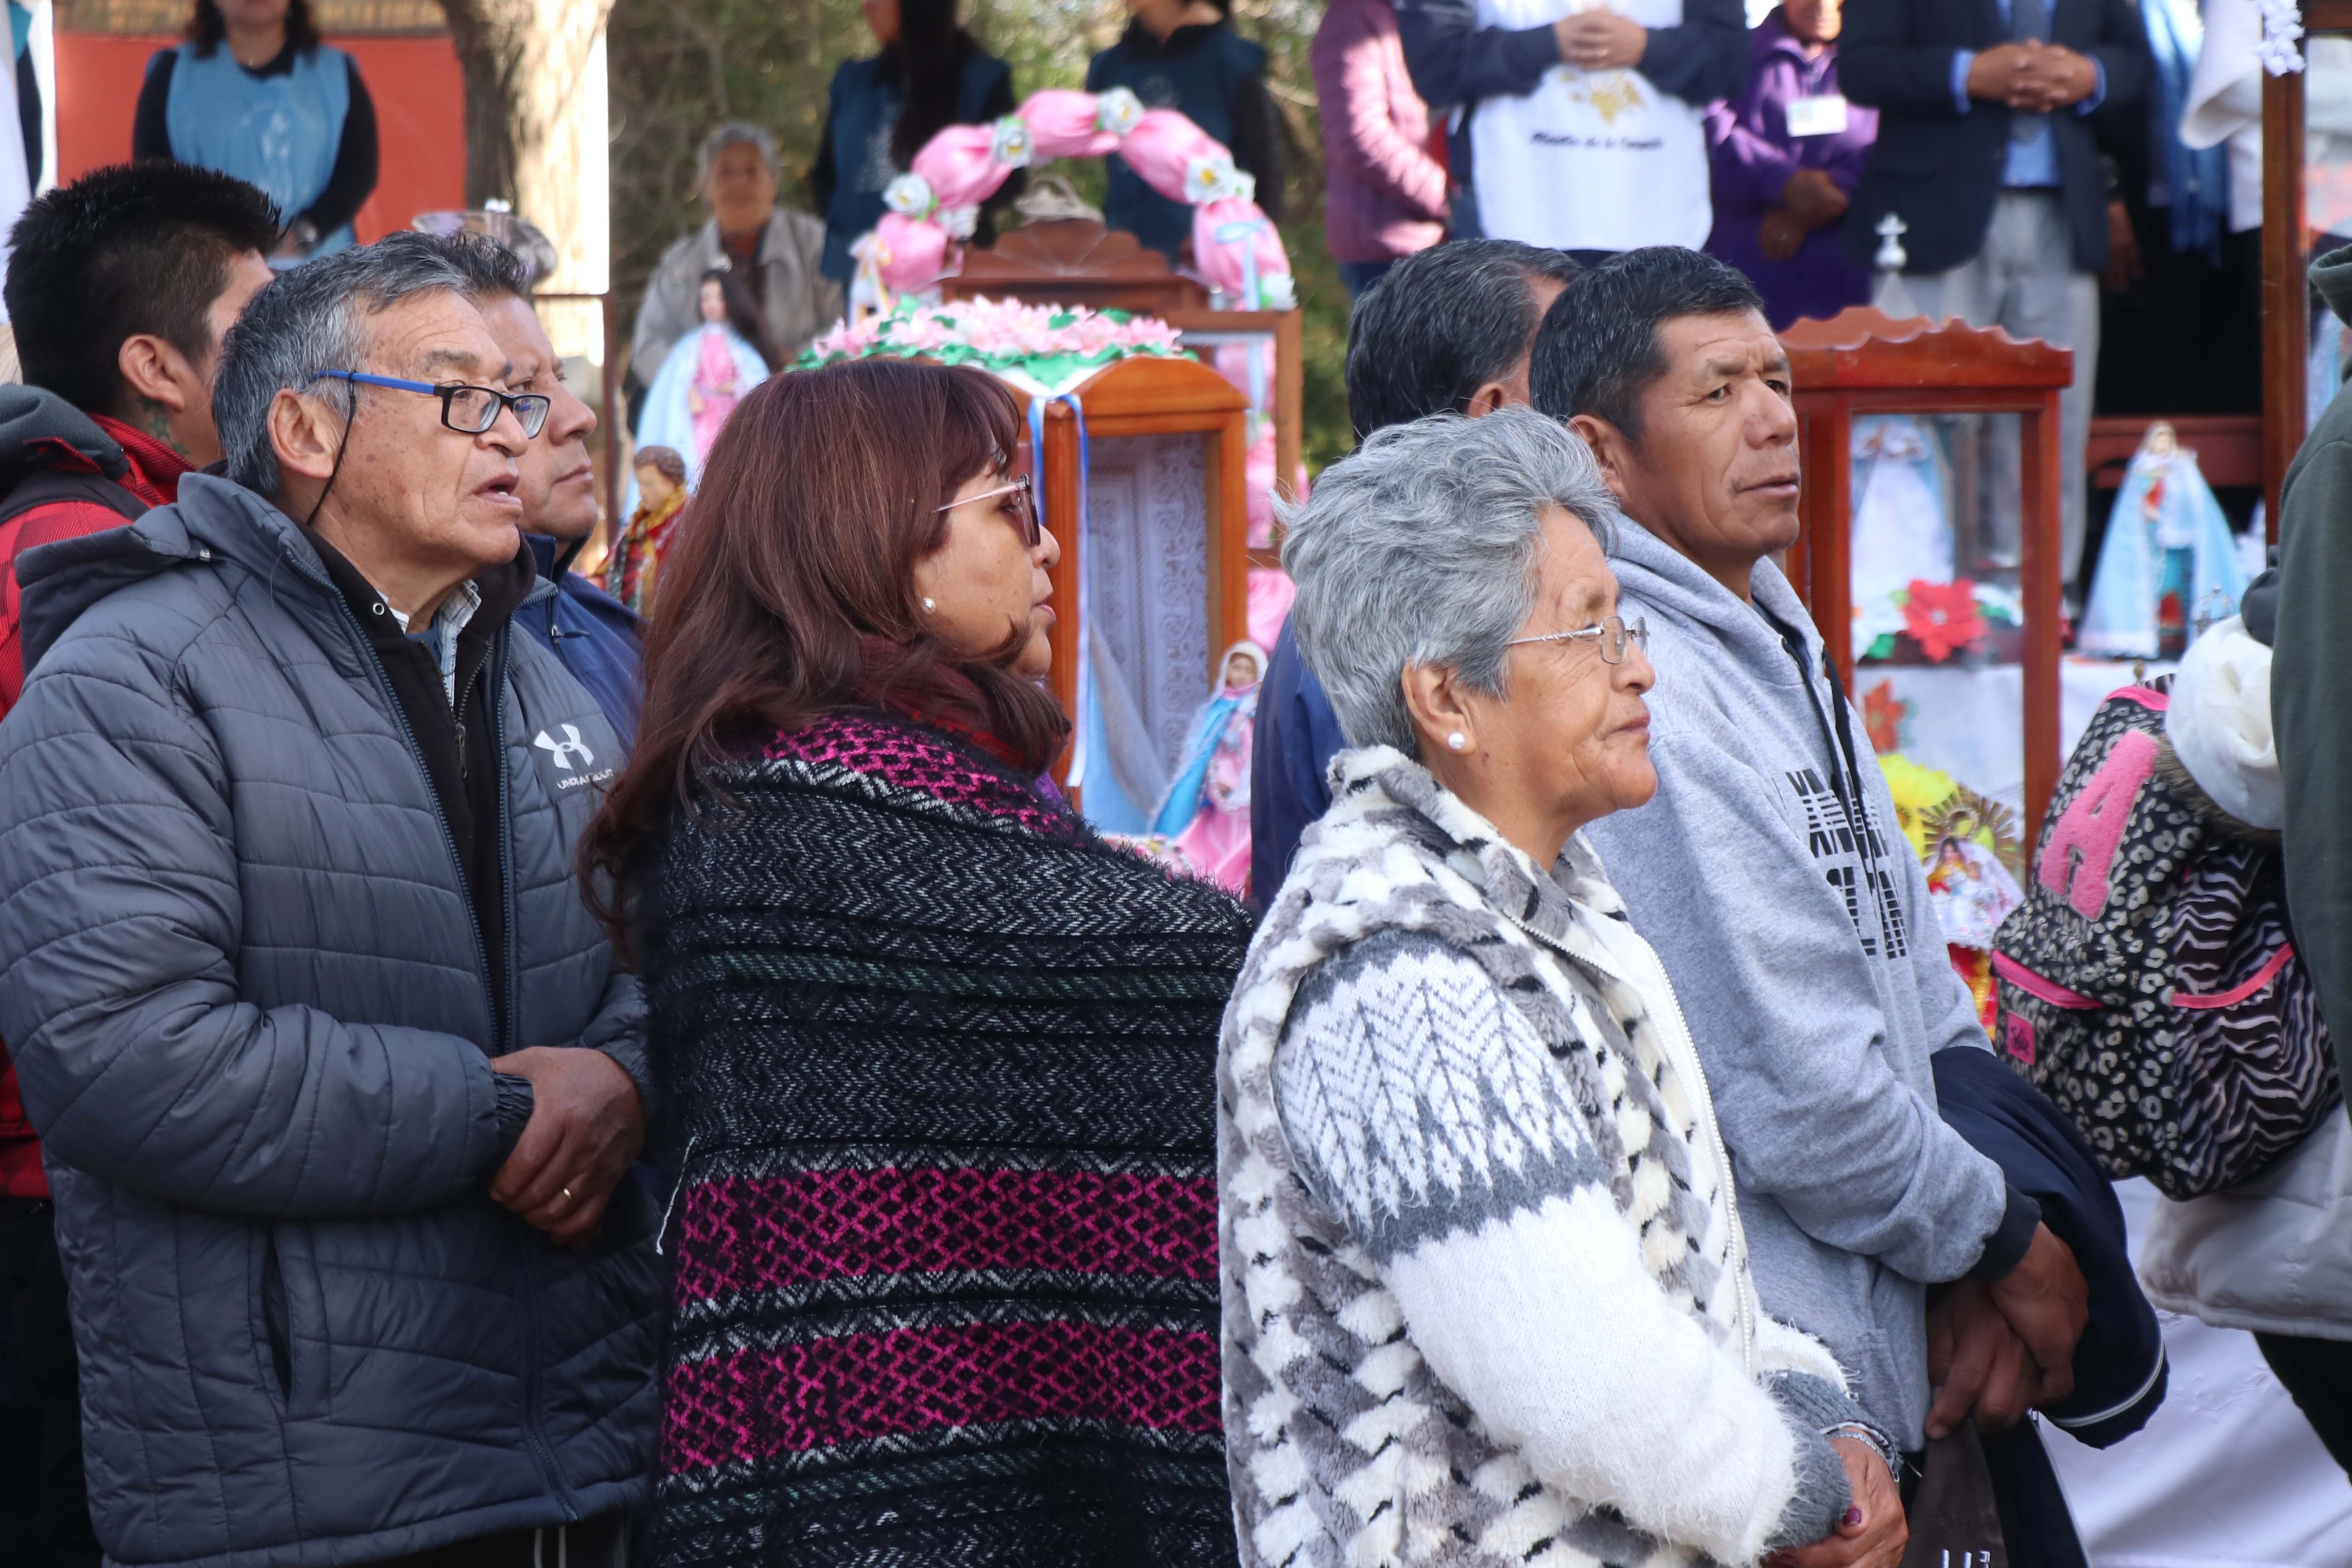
[1313,0,1449,300]
[1704,0,1878,330]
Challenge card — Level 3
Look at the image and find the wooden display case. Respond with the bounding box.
[1782,307,2073,848]
[944,221,1305,518]
[1012,354,1251,814]
[2262,1,2352,521]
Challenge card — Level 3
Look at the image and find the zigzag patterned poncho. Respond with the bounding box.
[1219,748,1861,1568]
[640,708,1254,1567]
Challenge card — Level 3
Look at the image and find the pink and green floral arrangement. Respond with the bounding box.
[850,87,1293,311]
[797,295,1186,396]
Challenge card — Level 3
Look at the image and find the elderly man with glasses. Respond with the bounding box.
[0,235,659,1568]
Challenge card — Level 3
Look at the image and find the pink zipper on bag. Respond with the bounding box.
[1991,952,2101,1010]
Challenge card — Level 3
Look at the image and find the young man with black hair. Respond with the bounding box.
[0,161,278,706]
[0,159,275,1568]
[1248,237,1581,900]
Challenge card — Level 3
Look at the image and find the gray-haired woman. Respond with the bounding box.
[1217,407,1905,1568]
[628,121,842,408]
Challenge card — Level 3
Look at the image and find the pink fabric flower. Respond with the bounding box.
[874,212,954,294]
[1246,568,1295,651]
[909,125,1011,211]
[1120,110,1224,203]
[1190,198,1292,301]
[1020,90,1120,159]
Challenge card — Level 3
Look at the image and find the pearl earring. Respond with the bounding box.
[1446,732,1468,752]
[922,597,937,612]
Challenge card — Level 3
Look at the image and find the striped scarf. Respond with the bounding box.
[641,707,1253,1567]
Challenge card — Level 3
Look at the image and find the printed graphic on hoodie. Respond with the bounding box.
[1786,766,1909,960]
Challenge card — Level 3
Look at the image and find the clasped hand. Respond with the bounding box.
[1765,1435,1907,1568]
[1924,1222,2090,1440]
[1759,169,1850,261]
[486,1046,646,1250]
[1554,8,1647,72]
[1966,41,2098,114]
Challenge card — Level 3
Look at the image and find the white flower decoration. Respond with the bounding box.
[1096,87,1144,135]
[990,115,1035,169]
[1259,272,1296,310]
[2258,0,2305,73]
[882,172,936,219]
[1183,153,1250,205]
[939,204,981,241]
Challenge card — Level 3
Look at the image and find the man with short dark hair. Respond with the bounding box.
[0,162,278,705]
[434,232,642,741]
[0,159,277,1567]
[1249,237,1580,898]
[1530,246,2155,1563]
[0,236,658,1568]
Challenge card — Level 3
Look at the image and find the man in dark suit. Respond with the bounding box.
[1840,0,2149,591]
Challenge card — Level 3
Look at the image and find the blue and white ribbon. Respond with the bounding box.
[1029,391,1093,786]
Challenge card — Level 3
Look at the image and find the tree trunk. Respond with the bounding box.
[436,0,613,297]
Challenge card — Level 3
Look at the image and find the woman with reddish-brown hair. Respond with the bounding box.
[581,356,1250,1567]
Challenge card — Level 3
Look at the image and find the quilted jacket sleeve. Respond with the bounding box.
[0,645,507,1220]
[581,966,652,1115]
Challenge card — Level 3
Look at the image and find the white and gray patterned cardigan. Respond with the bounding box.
[1219,748,1863,1568]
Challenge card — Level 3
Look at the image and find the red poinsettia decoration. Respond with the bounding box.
[1863,679,1908,754]
[1901,578,1989,663]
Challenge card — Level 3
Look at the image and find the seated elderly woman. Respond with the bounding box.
[1218,407,1904,1568]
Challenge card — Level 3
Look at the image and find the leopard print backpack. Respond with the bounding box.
[1989,681,2339,1200]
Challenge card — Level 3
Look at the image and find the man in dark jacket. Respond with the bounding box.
[0,160,277,1568]
[0,236,660,1568]
[1249,237,1580,902]
[440,233,642,744]
[2271,243,2352,1446]
[1391,0,1745,255]
[1838,0,2150,588]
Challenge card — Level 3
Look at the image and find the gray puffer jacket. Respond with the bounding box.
[0,475,662,1568]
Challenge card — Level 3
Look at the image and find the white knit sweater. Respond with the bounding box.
[1219,748,1861,1568]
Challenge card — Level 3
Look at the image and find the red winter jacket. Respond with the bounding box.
[0,391,190,1199]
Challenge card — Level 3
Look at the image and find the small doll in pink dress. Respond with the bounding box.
[638,266,774,478]
[1149,641,1266,896]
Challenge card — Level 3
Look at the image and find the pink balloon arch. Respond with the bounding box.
[851,87,1295,310]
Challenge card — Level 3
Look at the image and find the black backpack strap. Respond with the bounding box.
[0,467,148,530]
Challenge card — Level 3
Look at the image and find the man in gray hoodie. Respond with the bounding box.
[1527,247,2088,1465]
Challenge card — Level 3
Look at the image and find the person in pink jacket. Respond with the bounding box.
[1313,0,1449,299]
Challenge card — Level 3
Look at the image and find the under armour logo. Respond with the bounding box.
[533,724,594,772]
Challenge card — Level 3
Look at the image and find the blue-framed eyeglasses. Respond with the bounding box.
[307,371,550,439]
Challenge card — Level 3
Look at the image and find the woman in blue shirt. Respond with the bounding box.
[132,0,378,266]
[810,0,1019,285]
[1087,0,1284,264]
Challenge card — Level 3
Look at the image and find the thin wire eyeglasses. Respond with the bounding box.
[937,473,1041,547]
[307,371,551,439]
[1505,613,1650,665]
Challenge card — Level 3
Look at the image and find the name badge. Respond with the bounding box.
[1786,94,1850,138]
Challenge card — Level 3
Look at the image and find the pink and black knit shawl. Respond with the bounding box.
[640,708,1252,1567]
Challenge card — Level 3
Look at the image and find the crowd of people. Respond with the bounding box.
[4,139,2336,1568]
[1318,0,2267,592]
[0,0,2335,1567]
